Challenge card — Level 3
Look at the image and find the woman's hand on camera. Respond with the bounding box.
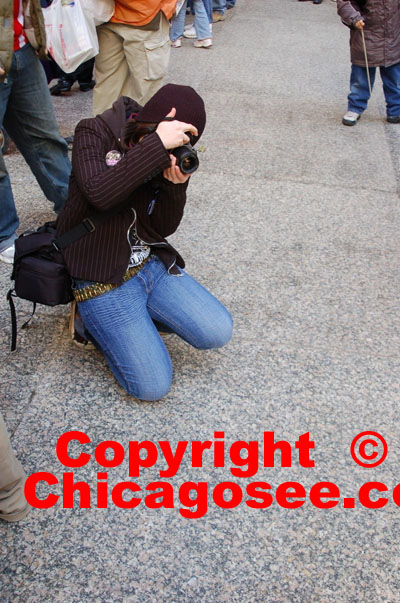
[156,108,198,150]
[163,154,191,184]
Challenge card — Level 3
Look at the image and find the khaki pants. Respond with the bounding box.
[0,412,30,522]
[93,14,171,115]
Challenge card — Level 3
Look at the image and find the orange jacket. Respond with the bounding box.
[111,0,178,26]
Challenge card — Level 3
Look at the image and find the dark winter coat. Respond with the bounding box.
[337,0,400,67]
[56,96,189,284]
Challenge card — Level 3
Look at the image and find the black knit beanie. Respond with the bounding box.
[135,84,206,144]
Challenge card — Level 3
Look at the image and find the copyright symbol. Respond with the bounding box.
[350,431,388,468]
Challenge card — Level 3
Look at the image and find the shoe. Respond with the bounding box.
[212,11,225,22]
[342,110,361,126]
[183,26,196,38]
[313,0,323,3]
[50,79,72,96]
[193,38,212,48]
[0,243,15,264]
[79,80,95,92]
[69,301,95,350]
[387,115,400,123]
[171,38,182,48]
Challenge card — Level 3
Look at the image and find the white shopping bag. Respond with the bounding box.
[82,0,115,26]
[43,0,99,73]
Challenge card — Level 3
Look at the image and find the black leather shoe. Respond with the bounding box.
[387,115,400,123]
[79,80,96,92]
[50,79,72,95]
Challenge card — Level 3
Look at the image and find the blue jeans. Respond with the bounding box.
[171,0,212,40]
[75,256,233,400]
[348,62,400,117]
[0,44,71,252]
[212,0,226,14]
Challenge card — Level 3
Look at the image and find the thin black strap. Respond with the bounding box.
[21,303,37,331]
[7,289,17,353]
[7,290,36,352]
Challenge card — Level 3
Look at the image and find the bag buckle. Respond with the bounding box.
[82,218,96,233]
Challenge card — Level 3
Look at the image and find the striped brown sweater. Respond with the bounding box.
[56,96,189,284]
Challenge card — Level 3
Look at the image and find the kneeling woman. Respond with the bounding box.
[56,84,232,400]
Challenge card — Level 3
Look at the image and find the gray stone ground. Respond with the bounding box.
[1,0,400,601]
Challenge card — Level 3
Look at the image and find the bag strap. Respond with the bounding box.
[7,289,36,353]
[7,290,17,352]
[52,205,126,252]
[52,180,161,251]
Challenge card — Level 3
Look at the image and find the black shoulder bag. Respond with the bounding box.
[7,211,116,352]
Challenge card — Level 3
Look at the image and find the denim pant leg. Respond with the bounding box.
[380,62,400,118]
[76,271,173,401]
[194,0,212,39]
[170,1,187,40]
[212,0,226,14]
[348,64,376,114]
[202,0,213,23]
[75,257,232,400]
[144,257,233,351]
[3,45,71,215]
[0,66,19,250]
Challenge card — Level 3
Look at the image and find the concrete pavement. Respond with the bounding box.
[1,1,400,601]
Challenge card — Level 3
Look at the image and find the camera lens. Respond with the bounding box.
[172,144,199,174]
[180,154,198,174]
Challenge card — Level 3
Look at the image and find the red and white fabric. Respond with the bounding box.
[13,0,28,52]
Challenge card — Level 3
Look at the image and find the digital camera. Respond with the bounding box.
[172,143,199,174]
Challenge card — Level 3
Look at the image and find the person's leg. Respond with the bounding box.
[170,0,187,41]
[212,0,226,21]
[48,57,73,95]
[380,63,400,119]
[75,273,173,401]
[75,58,95,90]
[4,45,71,214]
[347,64,376,114]
[119,15,172,105]
[0,412,30,522]
[93,23,129,115]
[40,57,58,84]
[202,0,213,23]
[193,0,212,40]
[144,257,233,350]
[212,0,226,14]
[0,65,19,252]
